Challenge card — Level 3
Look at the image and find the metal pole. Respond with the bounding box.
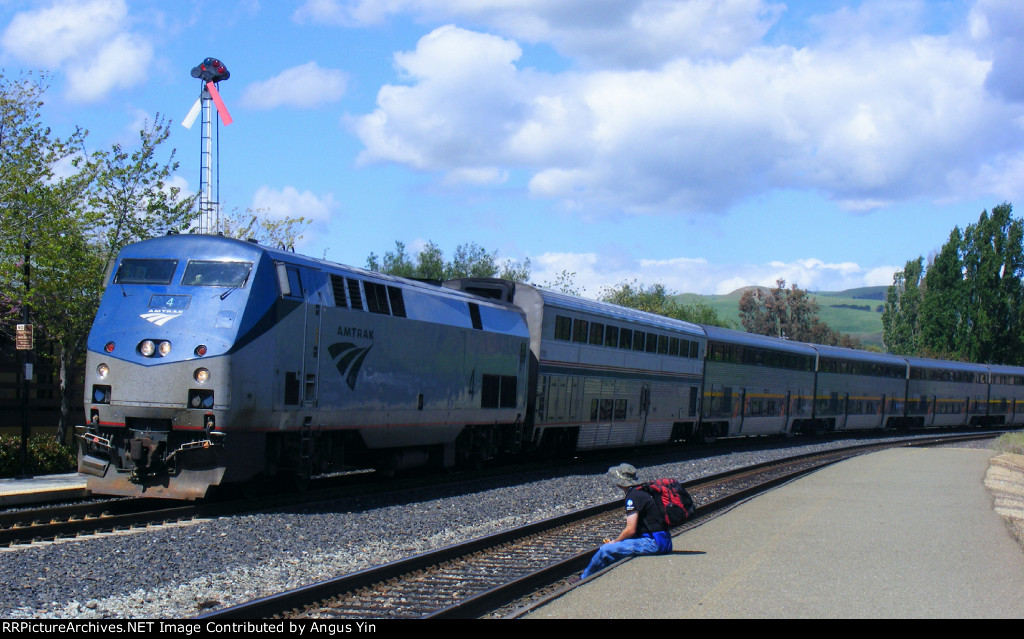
[19,236,32,478]
[200,88,213,234]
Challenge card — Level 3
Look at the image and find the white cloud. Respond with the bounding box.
[240,62,349,110]
[354,25,528,170]
[0,0,153,103]
[296,0,783,67]
[351,12,1022,217]
[0,0,126,67]
[64,33,154,102]
[441,167,509,186]
[251,185,336,222]
[970,0,1024,101]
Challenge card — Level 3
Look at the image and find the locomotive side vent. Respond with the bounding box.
[330,275,348,308]
[387,286,407,318]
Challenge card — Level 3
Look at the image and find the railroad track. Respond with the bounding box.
[0,498,212,548]
[200,432,996,620]
[3,428,991,550]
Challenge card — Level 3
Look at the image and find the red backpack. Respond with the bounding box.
[640,478,694,527]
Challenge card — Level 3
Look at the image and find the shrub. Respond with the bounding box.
[993,431,1024,456]
[0,434,77,477]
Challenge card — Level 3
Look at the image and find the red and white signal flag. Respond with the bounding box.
[183,57,233,129]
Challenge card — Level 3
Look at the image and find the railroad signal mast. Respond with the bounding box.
[183,57,233,235]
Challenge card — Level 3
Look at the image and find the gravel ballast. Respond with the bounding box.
[0,434,997,619]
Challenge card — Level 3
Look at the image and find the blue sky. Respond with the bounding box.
[3,0,1023,297]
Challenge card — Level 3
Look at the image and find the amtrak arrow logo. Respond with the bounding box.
[329,342,373,390]
[140,312,181,326]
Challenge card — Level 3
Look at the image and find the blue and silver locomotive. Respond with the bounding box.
[77,234,530,499]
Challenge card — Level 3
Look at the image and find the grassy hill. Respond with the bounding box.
[675,285,888,348]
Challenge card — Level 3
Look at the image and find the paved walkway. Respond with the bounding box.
[0,473,87,507]
[527,448,1024,618]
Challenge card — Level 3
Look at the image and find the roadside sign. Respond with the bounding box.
[15,324,33,350]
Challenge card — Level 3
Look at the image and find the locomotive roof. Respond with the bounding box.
[116,233,518,310]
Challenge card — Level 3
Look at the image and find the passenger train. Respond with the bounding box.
[76,234,1024,499]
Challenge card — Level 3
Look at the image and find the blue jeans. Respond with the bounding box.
[582,532,672,578]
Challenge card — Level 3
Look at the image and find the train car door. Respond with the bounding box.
[737,389,747,434]
[277,262,323,410]
[841,392,849,430]
[301,272,325,409]
[783,391,792,433]
[637,383,650,439]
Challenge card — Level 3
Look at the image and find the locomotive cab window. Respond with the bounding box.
[276,263,303,298]
[182,261,252,287]
[114,258,179,285]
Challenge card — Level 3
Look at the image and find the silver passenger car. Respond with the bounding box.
[986,364,1024,426]
[445,279,706,453]
[904,357,990,428]
[810,344,908,432]
[700,326,817,438]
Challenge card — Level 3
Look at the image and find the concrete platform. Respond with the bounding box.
[0,473,89,507]
[527,448,1024,619]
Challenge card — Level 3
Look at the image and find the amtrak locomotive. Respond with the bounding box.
[77,234,529,499]
[77,234,1024,499]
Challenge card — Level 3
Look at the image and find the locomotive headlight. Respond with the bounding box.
[139,340,155,357]
[158,340,172,357]
[194,368,210,384]
[96,363,109,379]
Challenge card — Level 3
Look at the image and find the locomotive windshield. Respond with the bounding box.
[113,259,179,285]
[181,261,252,287]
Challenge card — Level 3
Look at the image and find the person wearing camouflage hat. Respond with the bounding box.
[580,463,673,579]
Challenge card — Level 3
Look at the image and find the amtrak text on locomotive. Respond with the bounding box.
[337,326,374,340]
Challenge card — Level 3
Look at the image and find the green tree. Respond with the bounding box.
[0,72,92,440]
[365,241,416,278]
[87,114,197,265]
[957,203,1024,364]
[600,280,734,328]
[919,229,964,359]
[366,241,532,282]
[890,203,1024,364]
[1,78,198,437]
[539,269,581,296]
[445,242,499,279]
[39,115,197,437]
[881,258,924,356]
[741,279,861,347]
[220,207,311,249]
[415,241,445,280]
